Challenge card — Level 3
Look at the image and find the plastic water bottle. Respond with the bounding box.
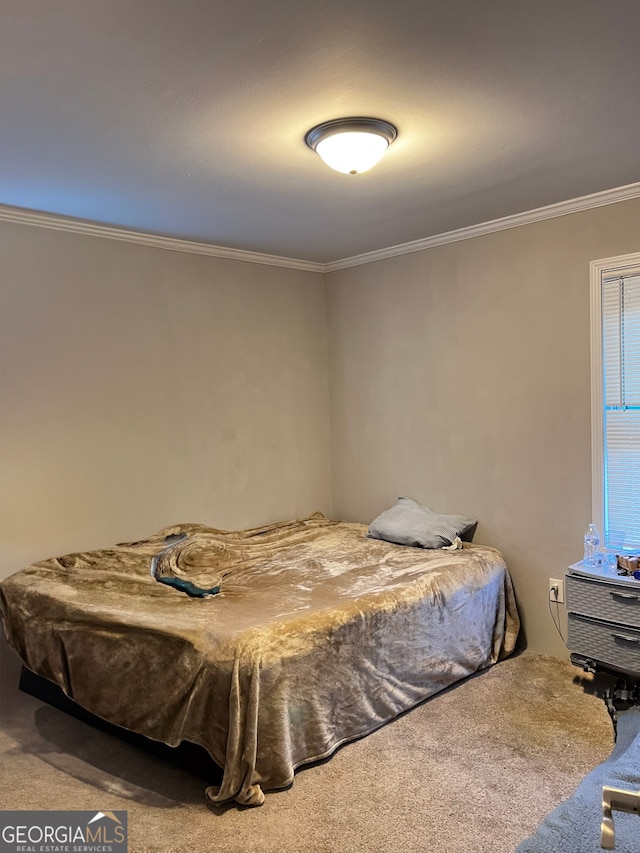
[583,523,600,567]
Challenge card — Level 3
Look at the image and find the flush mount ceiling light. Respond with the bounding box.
[305,117,397,175]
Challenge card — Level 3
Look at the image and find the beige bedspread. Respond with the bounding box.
[0,514,519,806]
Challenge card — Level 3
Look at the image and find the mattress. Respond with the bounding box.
[0,513,520,806]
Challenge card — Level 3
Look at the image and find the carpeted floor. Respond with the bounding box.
[0,641,617,853]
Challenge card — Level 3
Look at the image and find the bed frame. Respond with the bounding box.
[19,665,223,784]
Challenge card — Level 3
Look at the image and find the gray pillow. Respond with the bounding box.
[367,497,478,549]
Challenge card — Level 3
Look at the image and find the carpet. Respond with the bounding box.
[0,640,619,853]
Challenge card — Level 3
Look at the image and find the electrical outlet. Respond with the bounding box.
[548,578,564,604]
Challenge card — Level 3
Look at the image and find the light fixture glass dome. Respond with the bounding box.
[305,118,397,175]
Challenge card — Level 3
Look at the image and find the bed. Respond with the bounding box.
[0,512,520,806]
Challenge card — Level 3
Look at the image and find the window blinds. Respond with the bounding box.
[602,271,640,549]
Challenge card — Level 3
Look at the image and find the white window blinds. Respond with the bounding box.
[601,269,640,549]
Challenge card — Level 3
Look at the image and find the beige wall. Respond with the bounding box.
[4,198,640,657]
[326,198,640,657]
[0,222,331,577]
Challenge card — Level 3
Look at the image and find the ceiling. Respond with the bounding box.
[2,0,640,265]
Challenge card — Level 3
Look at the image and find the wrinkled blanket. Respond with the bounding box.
[0,514,520,806]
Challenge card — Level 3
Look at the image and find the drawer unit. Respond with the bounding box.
[566,562,640,676]
[568,613,640,674]
[566,574,640,628]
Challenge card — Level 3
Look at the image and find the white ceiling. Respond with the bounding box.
[2,0,640,265]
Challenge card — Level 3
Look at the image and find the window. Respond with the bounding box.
[591,252,640,550]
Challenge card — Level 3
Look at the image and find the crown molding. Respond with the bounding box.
[2,181,640,275]
[325,181,640,272]
[0,203,325,273]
